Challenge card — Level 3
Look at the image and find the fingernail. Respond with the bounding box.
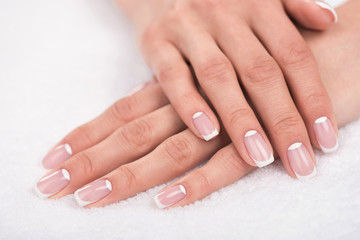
[34,169,70,199]
[74,179,112,207]
[154,185,186,209]
[314,1,338,23]
[314,116,338,153]
[287,143,317,180]
[41,144,72,170]
[126,80,153,96]
[192,112,219,141]
[244,130,274,167]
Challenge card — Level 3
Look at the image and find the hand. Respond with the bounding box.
[35,1,360,209]
[116,0,339,179]
[35,0,360,207]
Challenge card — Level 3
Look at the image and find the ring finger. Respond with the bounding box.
[216,20,316,179]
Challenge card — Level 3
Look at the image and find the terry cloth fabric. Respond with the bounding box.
[0,0,358,239]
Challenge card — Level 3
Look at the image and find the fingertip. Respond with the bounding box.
[284,0,337,31]
[192,111,220,141]
[314,1,338,23]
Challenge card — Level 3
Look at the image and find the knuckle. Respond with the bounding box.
[110,96,137,122]
[198,57,233,81]
[73,151,98,177]
[243,56,281,84]
[278,41,313,67]
[227,107,253,127]
[119,119,153,148]
[158,64,183,84]
[271,111,302,136]
[163,135,193,171]
[191,169,211,191]
[116,165,137,190]
[168,0,189,20]
[304,90,328,107]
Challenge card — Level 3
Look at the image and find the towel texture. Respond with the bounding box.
[0,0,358,239]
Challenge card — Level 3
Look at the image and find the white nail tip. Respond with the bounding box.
[295,167,317,180]
[74,190,92,207]
[34,184,52,199]
[74,180,112,207]
[254,154,275,168]
[153,193,167,209]
[315,116,328,124]
[192,112,203,119]
[315,1,338,23]
[74,192,91,207]
[153,185,186,209]
[319,139,339,153]
[64,144,72,155]
[202,129,219,141]
[288,142,302,150]
[34,169,70,199]
[245,130,257,137]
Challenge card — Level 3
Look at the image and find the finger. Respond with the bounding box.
[41,82,168,170]
[74,129,228,207]
[34,105,186,199]
[215,20,316,179]
[144,40,220,141]
[153,144,254,208]
[283,0,338,30]
[173,30,274,168]
[251,5,339,153]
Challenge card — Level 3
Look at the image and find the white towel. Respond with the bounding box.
[0,0,358,239]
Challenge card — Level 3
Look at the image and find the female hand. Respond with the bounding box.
[36,82,255,208]
[116,0,339,179]
[35,0,360,209]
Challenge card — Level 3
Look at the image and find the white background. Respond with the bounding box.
[0,0,359,239]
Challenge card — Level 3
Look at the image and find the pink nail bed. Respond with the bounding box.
[154,185,187,209]
[313,117,338,153]
[74,179,112,207]
[287,143,317,180]
[34,169,70,199]
[314,0,338,23]
[192,112,219,141]
[244,130,274,167]
[41,144,72,170]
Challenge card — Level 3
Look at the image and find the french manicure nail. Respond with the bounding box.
[314,0,338,23]
[74,179,112,207]
[154,185,186,209]
[314,116,338,153]
[287,142,317,180]
[192,112,219,141]
[34,169,70,199]
[244,130,274,167]
[41,144,72,170]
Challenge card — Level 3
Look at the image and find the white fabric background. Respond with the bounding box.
[0,0,358,239]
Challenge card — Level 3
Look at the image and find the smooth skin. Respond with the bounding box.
[36,0,360,208]
[116,0,340,175]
